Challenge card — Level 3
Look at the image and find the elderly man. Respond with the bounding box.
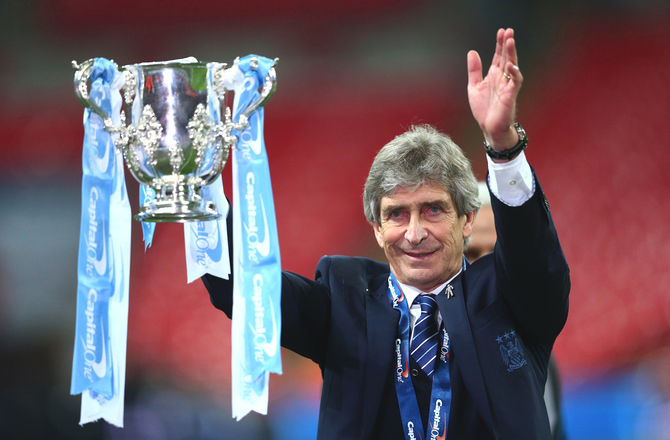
[203,28,569,440]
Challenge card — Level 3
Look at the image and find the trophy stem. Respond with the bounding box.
[134,184,221,223]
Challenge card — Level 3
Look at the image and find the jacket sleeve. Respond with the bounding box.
[201,205,332,366]
[203,270,332,366]
[490,171,570,345]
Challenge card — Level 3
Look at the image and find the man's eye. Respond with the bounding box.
[391,210,402,218]
[428,206,441,214]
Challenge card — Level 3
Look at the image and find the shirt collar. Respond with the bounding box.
[395,267,462,307]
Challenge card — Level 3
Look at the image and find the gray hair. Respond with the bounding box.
[363,125,481,243]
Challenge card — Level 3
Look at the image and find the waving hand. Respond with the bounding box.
[467,28,524,152]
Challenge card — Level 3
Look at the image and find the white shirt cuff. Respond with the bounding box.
[486,151,535,207]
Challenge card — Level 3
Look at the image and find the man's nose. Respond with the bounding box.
[405,214,428,244]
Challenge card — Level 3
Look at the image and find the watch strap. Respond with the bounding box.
[484,123,528,161]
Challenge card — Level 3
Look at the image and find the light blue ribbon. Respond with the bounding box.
[139,185,156,250]
[232,55,282,400]
[71,58,123,399]
[183,63,230,283]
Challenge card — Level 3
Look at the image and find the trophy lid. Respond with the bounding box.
[122,57,221,70]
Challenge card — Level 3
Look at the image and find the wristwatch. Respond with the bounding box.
[483,122,528,161]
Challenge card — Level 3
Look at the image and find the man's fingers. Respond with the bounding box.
[505,62,523,84]
[467,50,483,87]
[491,28,505,69]
[504,33,519,69]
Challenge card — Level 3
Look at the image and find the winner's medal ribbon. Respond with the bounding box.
[71,58,132,427]
[386,272,455,440]
[229,55,282,420]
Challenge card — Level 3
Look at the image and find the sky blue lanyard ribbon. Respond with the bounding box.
[386,272,455,440]
[230,55,282,417]
[72,58,130,405]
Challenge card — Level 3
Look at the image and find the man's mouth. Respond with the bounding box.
[403,250,435,259]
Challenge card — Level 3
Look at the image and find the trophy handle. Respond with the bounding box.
[239,58,278,121]
[210,57,278,124]
[72,59,121,133]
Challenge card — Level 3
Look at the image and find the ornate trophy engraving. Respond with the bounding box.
[73,58,277,222]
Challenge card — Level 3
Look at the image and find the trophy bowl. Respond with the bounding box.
[73,58,276,222]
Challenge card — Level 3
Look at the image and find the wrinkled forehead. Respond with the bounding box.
[384,177,448,196]
[382,181,453,206]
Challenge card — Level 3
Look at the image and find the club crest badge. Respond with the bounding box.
[496,330,526,372]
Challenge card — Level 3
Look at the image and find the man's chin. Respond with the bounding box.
[400,269,440,290]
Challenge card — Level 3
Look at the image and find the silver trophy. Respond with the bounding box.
[73,57,277,222]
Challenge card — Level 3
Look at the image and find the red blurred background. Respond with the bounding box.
[1,0,669,438]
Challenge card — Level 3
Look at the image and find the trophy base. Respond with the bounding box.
[134,199,221,223]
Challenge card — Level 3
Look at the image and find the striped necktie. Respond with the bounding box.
[411,294,440,377]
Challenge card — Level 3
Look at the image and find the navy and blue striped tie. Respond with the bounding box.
[411,294,440,377]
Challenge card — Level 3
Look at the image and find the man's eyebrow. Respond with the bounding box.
[421,199,450,208]
[381,204,406,216]
[381,199,450,216]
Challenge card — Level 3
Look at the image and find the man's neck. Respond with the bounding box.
[395,268,461,307]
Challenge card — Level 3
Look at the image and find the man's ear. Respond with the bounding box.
[462,210,476,239]
[371,221,385,248]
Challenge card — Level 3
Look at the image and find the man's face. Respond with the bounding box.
[372,182,475,292]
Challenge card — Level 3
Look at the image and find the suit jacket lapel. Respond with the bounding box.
[361,275,398,440]
[435,275,496,432]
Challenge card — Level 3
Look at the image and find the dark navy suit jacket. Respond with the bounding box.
[203,174,570,440]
